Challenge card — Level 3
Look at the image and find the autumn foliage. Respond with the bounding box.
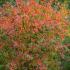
[0,0,70,70]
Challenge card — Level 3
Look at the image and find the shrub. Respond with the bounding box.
[0,0,70,70]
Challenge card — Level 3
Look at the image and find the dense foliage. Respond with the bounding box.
[0,0,70,70]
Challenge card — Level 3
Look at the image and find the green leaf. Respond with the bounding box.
[35,0,40,3]
[62,61,70,70]
[0,65,4,70]
[62,36,70,44]
[1,34,8,40]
